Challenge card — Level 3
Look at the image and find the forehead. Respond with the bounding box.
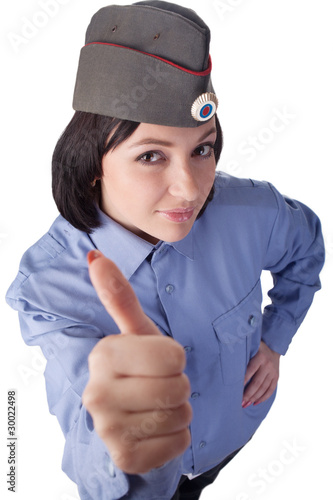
[130,118,217,143]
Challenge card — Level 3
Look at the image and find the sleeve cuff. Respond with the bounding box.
[261,311,299,355]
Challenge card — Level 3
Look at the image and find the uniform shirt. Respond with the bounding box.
[6,173,324,500]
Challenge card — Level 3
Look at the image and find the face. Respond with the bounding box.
[100,118,217,244]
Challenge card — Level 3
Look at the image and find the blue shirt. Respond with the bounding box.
[6,173,324,500]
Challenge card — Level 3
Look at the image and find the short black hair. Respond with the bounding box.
[52,111,223,233]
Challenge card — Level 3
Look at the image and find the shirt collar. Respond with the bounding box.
[169,230,194,260]
[89,207,195,280]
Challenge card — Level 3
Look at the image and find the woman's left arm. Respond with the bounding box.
[243,182,325,407]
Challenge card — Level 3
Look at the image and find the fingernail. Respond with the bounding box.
[87,250,102,264]
[242,400,252,409]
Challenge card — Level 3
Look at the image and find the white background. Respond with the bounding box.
[1,0,332,499]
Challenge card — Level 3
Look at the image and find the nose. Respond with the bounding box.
[168,161,200,202]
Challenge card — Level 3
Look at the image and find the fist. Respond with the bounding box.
[82,250,192,474]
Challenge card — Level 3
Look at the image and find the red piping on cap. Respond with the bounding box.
[84,42,212,76]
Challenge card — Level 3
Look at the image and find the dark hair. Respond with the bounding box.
[52,111,223,233]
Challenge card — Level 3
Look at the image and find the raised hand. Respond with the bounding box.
[82,250,192,474]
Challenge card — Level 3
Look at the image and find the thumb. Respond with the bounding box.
[87,250,160,336]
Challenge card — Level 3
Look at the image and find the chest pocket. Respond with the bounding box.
[212,280,262,385]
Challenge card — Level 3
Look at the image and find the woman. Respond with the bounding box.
[6,2,324,499]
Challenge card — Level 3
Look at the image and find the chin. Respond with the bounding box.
[160,225,193,243]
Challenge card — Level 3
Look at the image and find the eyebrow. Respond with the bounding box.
[129,127,217,149]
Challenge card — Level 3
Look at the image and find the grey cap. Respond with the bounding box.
[73,1,218,127]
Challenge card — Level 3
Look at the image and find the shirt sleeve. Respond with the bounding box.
[6,273,182,500]
[261,182,325,355]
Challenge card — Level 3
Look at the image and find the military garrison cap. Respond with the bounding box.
[73,1,218,127]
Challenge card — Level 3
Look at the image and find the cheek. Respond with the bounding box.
[102,166,165,209]
[199,164,216,196]
[102,160,134,197]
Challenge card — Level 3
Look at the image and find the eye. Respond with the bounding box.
[193,144,214,159]
[137,151,164,164]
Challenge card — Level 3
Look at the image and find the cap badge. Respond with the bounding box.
[191,92,218,122]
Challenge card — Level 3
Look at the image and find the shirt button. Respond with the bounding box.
[191,392,200,399]
[199,441,206,449]
[184,346,193,353]
[108,461,116,477]
[165,284,174,294]
[248,315,256,327]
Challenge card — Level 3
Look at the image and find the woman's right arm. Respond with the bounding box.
[6,246,189,499]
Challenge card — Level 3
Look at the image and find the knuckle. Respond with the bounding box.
[82,383,98,409]
[112,449,129,470]
[87,348,100,367]
[113,448,140,474]
[82,388,101,411]
[95,413,128,443]
[181,402,193,426]
[82,390,91,410]
[99,414,123,437]
[247,356,256,366]
[175,344,187,369]
[162,430,190,460]
[251,379,261,391]
[169,374,191,404]
[257,353,265,364]
[167,402,192,431]
[181,374,191,400]
[82,382,110,411]
[177,428,192,453]
[88,336,118,368]
[163,338,186,372]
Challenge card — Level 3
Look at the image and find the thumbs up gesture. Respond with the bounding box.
[82,250,192,474]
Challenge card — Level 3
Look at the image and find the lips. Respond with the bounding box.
[157,207,195,223]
